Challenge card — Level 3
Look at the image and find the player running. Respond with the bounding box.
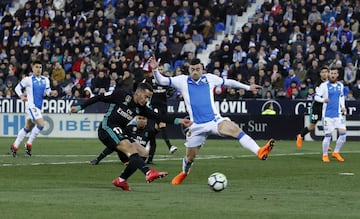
[10,60,56,157]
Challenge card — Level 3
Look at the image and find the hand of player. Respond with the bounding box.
[20,95,28,102]
[323,98,329,103]
[249,84,262,91]
[158,122,166,128]
[149,56,160,70]
[50,90,58,97]
[70,106,79,113]
[178,118,193,128]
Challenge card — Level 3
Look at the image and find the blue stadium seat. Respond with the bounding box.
[173,60,184,70]
[215,22,225,33]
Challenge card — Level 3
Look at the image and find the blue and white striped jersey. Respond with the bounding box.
[315,81,345,118]
[15,75,51,109]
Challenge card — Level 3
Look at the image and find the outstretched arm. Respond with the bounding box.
[223,79,262,91]
[149,56,171,86]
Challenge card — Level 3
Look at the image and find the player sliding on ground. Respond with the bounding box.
[150,57,275,185]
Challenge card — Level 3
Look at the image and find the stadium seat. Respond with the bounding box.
[173,60,184,70]
[215,22,225,33]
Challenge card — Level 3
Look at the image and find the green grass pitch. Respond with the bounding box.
[1,138,359,219]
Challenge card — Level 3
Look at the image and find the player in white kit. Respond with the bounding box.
[10,60,55,157]
[315,67,347,162]
[150,57,275,185]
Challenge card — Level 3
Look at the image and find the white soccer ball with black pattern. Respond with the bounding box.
[208,172,227,192]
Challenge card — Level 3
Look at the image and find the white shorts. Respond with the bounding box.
[323,117,346,134]
[26,106,43,121]
[185,117,230,148]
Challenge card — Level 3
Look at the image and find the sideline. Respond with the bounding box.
[1,151,360,167]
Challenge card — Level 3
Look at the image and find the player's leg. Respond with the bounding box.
[98,127,166,190]
[25,107,45,156]
[172,146,200,185]
[321,117,334,162]
[172,122,205,185]
[217,119,274,160]
[297,123,315,149]
[11,118,34,157]
[160,124,177,153]
[90,147,114,165]
[116,140,167,183]
[331,118,346,162]
[117,144,149,187]
[297,108,318,149]
[146,134,156,164]
[157,107,177,154]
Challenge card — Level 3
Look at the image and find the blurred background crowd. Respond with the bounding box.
[0,0,360,101]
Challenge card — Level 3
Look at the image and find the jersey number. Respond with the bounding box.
[113,127,123,135]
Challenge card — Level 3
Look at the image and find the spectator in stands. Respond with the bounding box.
[225,0,239,35]
[219,44,232,66]
[4,63,17,88]
[30,28,43,48]
[19,31,31,47]
[180,37,196,59]
[73,71,85,87]
[51,61,65,84]
[256,68,268,87]
[298,81,309,99]
[232,44,247,64]
[351,79,360,99]
[338,23,353,43]
[169,36,183,62]
[260,79,275,99]
[157,45,172,66]
[62,86,75,100]
[84,71,94,88]
[117,69,134,93]
[245,75,261,99]
[284,68,301,91]
[40,12,52,29]
[199,8,215,44]
[191,29,206,53]
[91,71,109,95]
[0,77,6,93]
[294,61,307,83]
[344,61,357,86]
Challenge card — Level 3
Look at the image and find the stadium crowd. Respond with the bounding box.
[0,0,360,101]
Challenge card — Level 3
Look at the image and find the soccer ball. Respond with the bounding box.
[208,172,227,192]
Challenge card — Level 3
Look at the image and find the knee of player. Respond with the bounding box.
[218,120,241,137]
[339,131,347,138]
[142,149,149,157]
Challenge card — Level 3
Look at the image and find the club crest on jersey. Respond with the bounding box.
[200,77,208,84]
[186,130,192,137]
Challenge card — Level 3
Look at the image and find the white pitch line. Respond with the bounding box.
[1,151,360,167]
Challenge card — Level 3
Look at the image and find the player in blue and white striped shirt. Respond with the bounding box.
[10,60,55,157]
[315,67,347,162]
[150,57,275,185]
